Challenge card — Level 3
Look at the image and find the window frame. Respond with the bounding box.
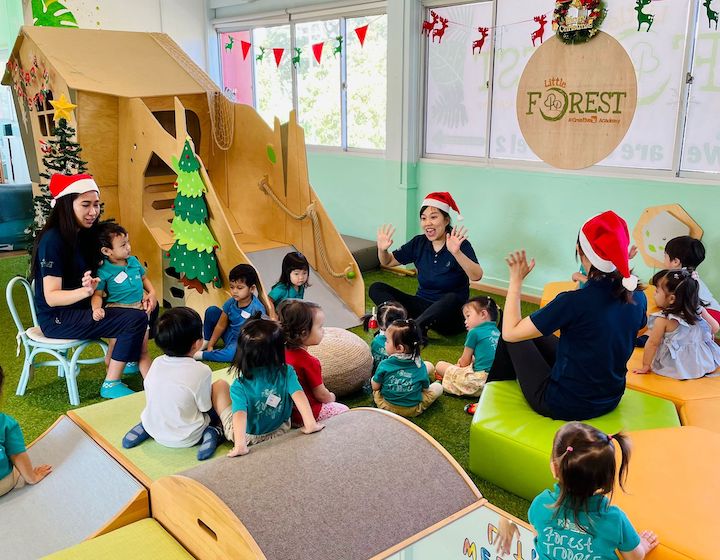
[419,0,719,181]
[214,6,388,154]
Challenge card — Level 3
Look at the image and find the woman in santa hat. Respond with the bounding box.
[489,211,647,420]
[370,192,483,340]
[29,173,151,399]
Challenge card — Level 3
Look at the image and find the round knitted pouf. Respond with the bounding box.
[307,327,373,397]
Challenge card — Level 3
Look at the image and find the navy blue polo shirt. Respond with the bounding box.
[34,228,90,323]
[530,277,647,420]
[393,234,478,302]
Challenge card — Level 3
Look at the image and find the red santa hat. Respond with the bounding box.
[49,173,99,207]
[578,211,638,291]
[421,191,463,220]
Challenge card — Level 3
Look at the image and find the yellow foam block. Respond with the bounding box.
[613,427,719,560]
[540,281,576,308]
[679,398,720,434]
[626,349,720,410]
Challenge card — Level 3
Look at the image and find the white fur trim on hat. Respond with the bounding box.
[50,177,99,207]
[578,228,615,273]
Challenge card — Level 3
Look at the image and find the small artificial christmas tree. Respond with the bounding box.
[26,116,88,252]
[167,138,222,293]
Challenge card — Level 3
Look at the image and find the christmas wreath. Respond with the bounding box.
[553,0,607,44]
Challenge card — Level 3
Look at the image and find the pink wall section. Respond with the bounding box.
[220,31,253,106]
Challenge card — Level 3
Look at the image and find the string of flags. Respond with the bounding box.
[224,18,375,68]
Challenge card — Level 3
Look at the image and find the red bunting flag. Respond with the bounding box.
[241,40,251,60]
[312,42,324,64]
[273,47,284,67]
[354,24,369,46]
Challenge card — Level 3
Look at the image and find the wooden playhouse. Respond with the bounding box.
[2,26,363,323]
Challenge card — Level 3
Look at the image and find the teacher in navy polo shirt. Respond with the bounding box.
[369,192,483,341]
[488,211,647,421]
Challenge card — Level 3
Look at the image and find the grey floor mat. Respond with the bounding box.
[249,245,360,328]
[0,416,144,559]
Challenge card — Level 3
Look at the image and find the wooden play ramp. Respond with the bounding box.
[0,416,147,559]
[151,408,482,560]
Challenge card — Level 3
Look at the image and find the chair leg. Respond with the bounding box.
[16,358,31,397]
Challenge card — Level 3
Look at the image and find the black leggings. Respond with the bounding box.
[368,282,466,335]
[486,335,559,417]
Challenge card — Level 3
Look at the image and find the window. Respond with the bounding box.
[425,3,493,158]
[423,0,718,177]
[218,12,387,150]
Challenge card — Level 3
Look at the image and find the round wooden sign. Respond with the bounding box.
[516,32,637,170]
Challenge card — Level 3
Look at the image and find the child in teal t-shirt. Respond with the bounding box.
[434,296,500,397]
[268,251,310,315]
[218,316,324,457]
[371,319,442,418]
[363,301,408,372]
[496,422,659,560]
[92,223,157,379]
[0,367,52,496]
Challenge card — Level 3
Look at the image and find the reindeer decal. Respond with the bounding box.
[422,10,439,36]
[531,14,547,47]
[472,27,490,54]
[432,15,449,44]
[635,0,654,32]
[704,0,719,30]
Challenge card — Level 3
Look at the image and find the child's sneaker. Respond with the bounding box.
[197,425,222,461]
[122,362,140,376]
[100,380,135,399]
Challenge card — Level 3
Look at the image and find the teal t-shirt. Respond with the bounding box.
[465,322,500,372]
[372,355,429,407]
[230,365,303,435]
[370,332,388,371]
[529,484,640,560]
[578,264,587,289]
[268,282,305,305]
[0,414,26,479]
[97,256,146,305]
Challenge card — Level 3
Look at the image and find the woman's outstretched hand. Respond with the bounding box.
[446,226,468,256]
[377,224,395,252]
[81,270,100,297]
[506,250,535,283]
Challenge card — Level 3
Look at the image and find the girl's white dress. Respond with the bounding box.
[649,312,720,379]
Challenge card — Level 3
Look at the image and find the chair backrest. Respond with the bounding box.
[6,276,39,335]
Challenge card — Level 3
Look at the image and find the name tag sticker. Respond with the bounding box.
[114,271,129,283]
[240,310,251,319]
[265,393,281,408]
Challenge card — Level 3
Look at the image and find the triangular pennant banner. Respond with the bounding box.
[312,42,324,64]
[273,48,284,67]
[241,40,251,60]
[354,24,369,46]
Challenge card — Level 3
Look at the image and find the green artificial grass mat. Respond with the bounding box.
[0,254,538,520]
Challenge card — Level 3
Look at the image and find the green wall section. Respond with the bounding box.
[308,151,720,298]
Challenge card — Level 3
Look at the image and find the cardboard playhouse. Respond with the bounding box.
[2,26,364,326]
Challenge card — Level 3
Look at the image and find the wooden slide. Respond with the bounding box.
[117,96,365,326]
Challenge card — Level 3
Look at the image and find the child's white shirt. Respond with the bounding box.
[698,276,720,310]
[141,355,212,448]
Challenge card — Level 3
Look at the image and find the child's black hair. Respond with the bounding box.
[385,319,423,361]
[231,314,286,382]
[551,422,631,535]
[276,251,311,288]
[155,307,203,357]
[664,236,705,269]
[362,301,408,332]
[229,263,267,303]
[278,299,322,349]
[651,268,704,325]
[463,295,501,323]
[98,222,127,251]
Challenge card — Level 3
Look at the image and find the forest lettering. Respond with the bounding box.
[526,81,628,122]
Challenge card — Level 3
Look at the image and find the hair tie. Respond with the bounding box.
[566,446,573,453]
[607,434,614,445]
[691,270,699,281]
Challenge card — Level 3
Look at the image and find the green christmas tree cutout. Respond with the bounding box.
[168,138,222,293]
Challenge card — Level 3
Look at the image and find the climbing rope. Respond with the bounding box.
[258,175,355,281]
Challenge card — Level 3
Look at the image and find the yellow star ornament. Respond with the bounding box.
[50,93,77,123]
